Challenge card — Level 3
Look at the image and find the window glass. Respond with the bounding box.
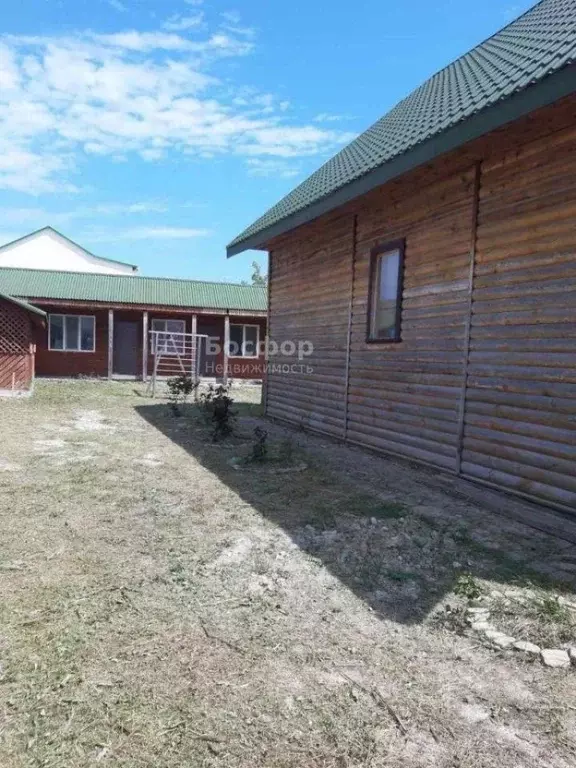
[369,248,402,341]
[229,324,244,356]
[49,315,64,350]
[65,315,80,351]
[244,326,259,357]
[80,317,94,351]
[151,319,185,354]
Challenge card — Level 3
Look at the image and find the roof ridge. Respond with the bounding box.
[0,266,264,290]
[402,0,549,92]
[228,0,576,254]
[0,226,138,270]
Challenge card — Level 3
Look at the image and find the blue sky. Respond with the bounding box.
[0,0,533,281]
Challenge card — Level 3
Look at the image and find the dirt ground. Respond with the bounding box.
[0,379,575,768]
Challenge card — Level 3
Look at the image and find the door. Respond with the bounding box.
[113,320,139,376]
[197,321,221,377]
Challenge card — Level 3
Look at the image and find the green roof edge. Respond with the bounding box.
[227,63,576,257]
[0,292,47,318]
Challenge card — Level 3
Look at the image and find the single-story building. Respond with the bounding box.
[228,0,576,513]
[0,293,46,396]
[0,268,267,382]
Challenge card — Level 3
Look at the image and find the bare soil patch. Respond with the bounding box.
[0,379,574,767]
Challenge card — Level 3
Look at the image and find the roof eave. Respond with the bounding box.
[0,292,47,318]
[227,62,576,257]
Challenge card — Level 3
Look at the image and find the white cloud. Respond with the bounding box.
[246,158,300,179]
[313,112,353,123]
[93,226,212,240]
[0,201,169,227]
[0,17,355,194]
[162,13,204,32]
[105,0,127,11]
[95,31,195,52]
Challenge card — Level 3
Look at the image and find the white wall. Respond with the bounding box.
[0,230,136,275]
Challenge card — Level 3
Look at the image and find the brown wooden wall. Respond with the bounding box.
[0,299,34,391]
[35,306,109,377]
[348,168,475,469]
[264,94,576,513]
[462,124,576,510]
[267,213,354,436]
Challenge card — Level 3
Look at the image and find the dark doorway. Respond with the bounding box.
[197,321,221,377]
[113,320,139,376]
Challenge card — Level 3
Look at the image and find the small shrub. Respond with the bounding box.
[166,374,197,415]
[199,383,236,441]
[250,426,268,462]
[535,595,569,623]
[433,603,468,635]
[453,572,483,601]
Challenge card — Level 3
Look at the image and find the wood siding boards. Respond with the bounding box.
[347,167,476,470]
[264,94,576,514]
[461,121,576,512]
[266,212,355,437]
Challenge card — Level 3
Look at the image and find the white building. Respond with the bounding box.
[0,227,137,275]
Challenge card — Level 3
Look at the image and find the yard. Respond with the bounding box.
[0,380,575,767]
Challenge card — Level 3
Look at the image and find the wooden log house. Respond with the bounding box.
[228,0,576,514]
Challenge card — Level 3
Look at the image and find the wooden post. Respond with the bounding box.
[223,313,230,385]
[108,309,114,380]
[263,252,271,414]
[191,313,198,386]
[142,311,149,382]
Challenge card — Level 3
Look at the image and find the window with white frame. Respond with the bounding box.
[151,318,186,354]
[229,324,260,358]
[49,314,95,352]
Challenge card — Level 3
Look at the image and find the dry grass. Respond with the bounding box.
[0,379,575,767]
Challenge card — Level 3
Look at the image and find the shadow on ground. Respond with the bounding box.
[135,402,576,626]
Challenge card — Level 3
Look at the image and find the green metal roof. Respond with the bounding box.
[228,0,576,255]
[0,292,47,318]
[0,268,267,313]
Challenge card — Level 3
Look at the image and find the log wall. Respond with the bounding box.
[461,124,576,510]
[266,211,354,436]
[347,168,476,469]
[265,94,576,513]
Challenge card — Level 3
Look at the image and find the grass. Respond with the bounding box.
[0,379,575,767]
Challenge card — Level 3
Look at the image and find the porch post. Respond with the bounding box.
[142,310,149,382]
[223,313,230,385]
[191,313,198,383]
[107,309,114,380]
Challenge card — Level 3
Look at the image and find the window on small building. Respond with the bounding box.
[367,241,405,343]
[229,324,260,358]
[49,314,95,352]
[151,318,186,354]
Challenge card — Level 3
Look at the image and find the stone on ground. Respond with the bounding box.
[540,649,570,668]
[513,641,541,654]
[492,634,516,649]
[471,621,492,631]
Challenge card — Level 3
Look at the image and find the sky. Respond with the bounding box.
[0,0,535,282]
